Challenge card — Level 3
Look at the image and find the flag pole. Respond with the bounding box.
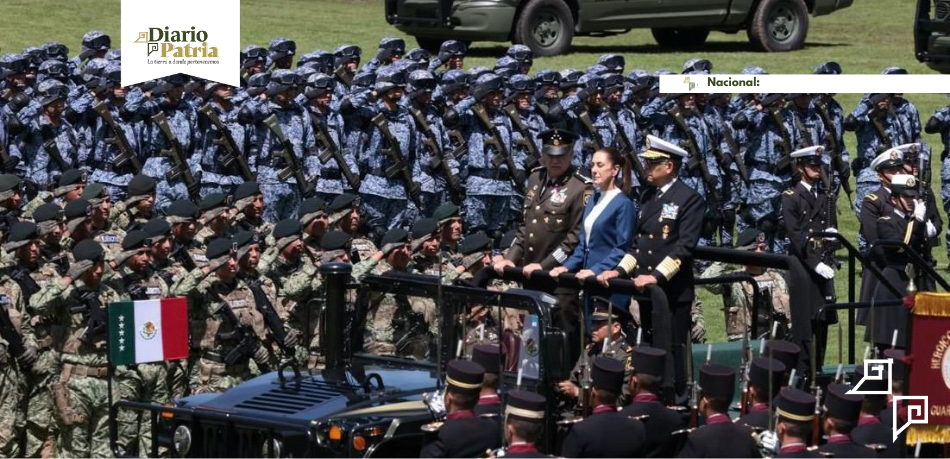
[107,306,120,457]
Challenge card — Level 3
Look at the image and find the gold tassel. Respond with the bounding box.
[906,424,950,445]
[912,292,950,317]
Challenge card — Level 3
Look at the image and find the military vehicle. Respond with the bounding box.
[384,0,855,56]
[915,0,950,73]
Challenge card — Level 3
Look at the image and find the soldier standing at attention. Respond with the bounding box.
[598,136,704,400]
[470,343,503,419]
[419,360,501,458]
[618,346,687,458]
[561,357,646,458]
[497,390,551,458]
[772,388,821,458]
[493,129,591,357]
[736,357,787,432]
[819,383,876,458]
[677,364,759,458]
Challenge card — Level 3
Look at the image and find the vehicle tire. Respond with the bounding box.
[651,28,710,50]
[513,0,574,57]
[747,0,809,52]
[415,37,445,53]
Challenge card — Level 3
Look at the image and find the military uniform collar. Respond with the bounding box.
[446,409,476,420]
[658,178,677,196]
[827,434,852,444]
[706,412,731,425]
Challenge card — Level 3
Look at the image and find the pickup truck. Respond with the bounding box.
[915,0,950,73]
[385,0,854,56]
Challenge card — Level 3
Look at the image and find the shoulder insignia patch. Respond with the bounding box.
[583,190,593,205]
[866,193,878,202]
[783,190,795,196]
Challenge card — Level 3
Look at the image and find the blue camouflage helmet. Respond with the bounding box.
[242,45,267,66]
[378,37,406,54]
[1,53,29,76]
[269,37,297,60]
[740,66,768,75]
[267,69,300,95]
[534,69,560,87]
[653,69,673,76]
[440,69,471,94]
[393,58,424,74]
[246,72,270,96]
[351,70,376,89]
[82,30,111,51]
[333,44,361,67]
[298,50,333,73]
[494,56,520,79]
[407,70,437,99]
[295,65,319,82]
[42,42,69,61]
[578,73,605,92]
[438,40,467,62]
[22,47,44,69]
[37,79,68,106]
[38,60,69,83]
[882,66,908,75]
[626,69,652,91]
[597,54,625,73]
[103,62,122,84]
[814,61,842,75]
[468,66,492,79]
[602,73,625,93]
[106,49,121,62]
[683,58,712,74]
[405,48,431,64]
[473,73,504,100]
[304,72,334,99]
[559,68,583,89]
[506,44,533,65]
[585,63,610,76]
[151,72,189,95]
[80,58,109,83]
[374,66,408,94]
[507,74,535,97]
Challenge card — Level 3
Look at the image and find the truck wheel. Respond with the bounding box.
[415,37,445,53]
[651,28,711,50]
[513,0,574,57]
[748,0,809,52]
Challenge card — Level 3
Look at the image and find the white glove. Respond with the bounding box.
[914,199,927,222]
[824,227,838,233]
[927,221,937,238]
[757,430,778,457]
[815,262,835,280]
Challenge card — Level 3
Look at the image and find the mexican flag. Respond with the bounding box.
[109,298,189,366]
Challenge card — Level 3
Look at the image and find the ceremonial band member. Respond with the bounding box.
[419,360,501,458]
[598,135,704,399]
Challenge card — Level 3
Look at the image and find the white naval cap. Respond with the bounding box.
[790,145,825,160]
[640,135,688,160]
[870,147,905,171]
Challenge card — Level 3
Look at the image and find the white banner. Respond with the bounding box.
[121,0,241,87]
[659,74,950,94]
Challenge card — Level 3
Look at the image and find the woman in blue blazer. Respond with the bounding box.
[550,147,637,321]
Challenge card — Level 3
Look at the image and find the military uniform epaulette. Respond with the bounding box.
[865,193,878,202]
[574,171,593,184]
[879,216,891,220]
[783,189,795,196]
[530,165,545,174]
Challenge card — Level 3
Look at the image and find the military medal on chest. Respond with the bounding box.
[549,188,567,205]
[660,203,679,221]
[662,225,670,240]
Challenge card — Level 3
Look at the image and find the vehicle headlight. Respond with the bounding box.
[351,425,387,453]
[263,437,284,458]
[173,425,192,457]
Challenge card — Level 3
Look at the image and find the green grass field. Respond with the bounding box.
[1,0,945,363]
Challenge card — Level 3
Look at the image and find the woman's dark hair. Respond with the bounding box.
[594,147,631,194]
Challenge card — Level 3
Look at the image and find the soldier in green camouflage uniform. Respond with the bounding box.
[21,168,86,220]
[432,203,464,266]
[699,228,792,341]
[166,200,208,271]
[60,199,96,263]
[298,197,328,255]
[234,229,292,372]
[110,175,157,233]
[232,182,274,243]
[194,193,232,247]
[5,221,58,457]
[114,231,172,455]
[451,232,505,356]
[81,184,126,263]
[558,298,634,404]
[170,238,272,395]
[29,240,132,457]
[361,228,417,356]
[34,203,70,277]
[0,225,39,458]
[143,218,191,399]
[328,193,378,265]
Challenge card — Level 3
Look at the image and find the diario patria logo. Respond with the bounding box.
[683,76,696,91]
[121,0,239,88]
[134,27,219,59]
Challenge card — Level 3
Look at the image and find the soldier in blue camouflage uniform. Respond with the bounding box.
[69,31,110,78]
[332,44,361,104]
[86,67,145,202]
[736,93,802,252]
[428,40,466,78]
[493,56,520,80]
[362,37,405,75]
[345,67,418,241]
[253,70,314,222]
[563,74,616,175]
[532,69,565,128]
[505,44,533,75]
[240,45,267,88]
[602,72,641,198]
[702,92,745,247]
[925,95,950,264]
[297,50,334,75]
[302,72,355,204]
[268,37,296,70]
[18,80,77,197]
[194,82,249,197]
[406,70,460,214]
[141,73,199,210]
[845,92,907,252]
[504,74,546,222]
[446,73,520,238]
[37,59,72,88]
